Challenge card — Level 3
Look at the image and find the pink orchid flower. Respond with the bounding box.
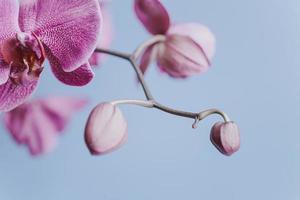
[0,0,101,111]
[134,0,216,78]
[89,1,114,66]
[210,121,240,156]
[4,97,87,156]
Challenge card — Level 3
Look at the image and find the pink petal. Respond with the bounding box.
[85,103,128,155]
[139,44,156,74]
[48,49,94,86]
[3,96,87,156]
[4,103,57,156]
[156,23,216,78]
[156,35,209,78]
[0,79,38,112]
[134,0,170,35]
[210,121,240,156]
[0,0,20,41]
[168,23,216,61]
[40,97,88,132]
[19,0,102,72]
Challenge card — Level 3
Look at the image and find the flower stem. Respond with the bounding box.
[94,36,230,127]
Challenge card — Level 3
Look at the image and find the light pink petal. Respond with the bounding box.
[40,97,88,132]
[19,0,102,72]
[0,79,38,112]
[220,122,240,155]
[167,23,216,62]
[4,103,57,156]
[85,102,128,155]
[156,34,211,78]
[0,0,20,41]
[134,0,170,35]
[48,49,94,86]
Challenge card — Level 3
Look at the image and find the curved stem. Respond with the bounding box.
[94,37,231,128]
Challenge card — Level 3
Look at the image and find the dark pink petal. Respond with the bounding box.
[0,0,20,41]
[85,102,128,155]
[40,97,88,132]
[19,0,102,72]
[134,0,170,35]
[48,50,94,86]
[210,121,240,156]
[0,79,38,112]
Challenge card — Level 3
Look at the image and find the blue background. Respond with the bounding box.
[1,0,300,199]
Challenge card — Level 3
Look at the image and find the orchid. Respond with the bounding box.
[134,0,216,78]
[0,0,240,158]
[0,0,101,111]
[4,96,87,156]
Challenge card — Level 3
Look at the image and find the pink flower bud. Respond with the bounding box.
[210,121,240,156]
[85,103,128,155]
[139,23,216,78]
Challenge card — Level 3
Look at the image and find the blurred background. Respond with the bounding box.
[1,0,300,199]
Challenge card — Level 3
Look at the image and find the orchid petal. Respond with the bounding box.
[134,0,170,35]
[0,0,20,41]
[40,97,88,132]
[0,79,38,112]
[19,0,102,72]
[48,49,94,86]
[168,23,216,61]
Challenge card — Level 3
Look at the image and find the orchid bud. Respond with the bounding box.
[156,23,216,78]
[85,102,128,155]
[210,121,240,156]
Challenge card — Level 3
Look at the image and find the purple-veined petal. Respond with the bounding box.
[47,49,94,86]
[0,79,38,112]
[19,0,102,72]
[134,0,170,35]
[40,97,88,132]
[0,0,20,41]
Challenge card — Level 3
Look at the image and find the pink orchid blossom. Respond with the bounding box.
[4,97,87,156]
[134,0,216,78]
[89,1,114,66]
[0,0,101,111]
[210,121,240,156]
[85,102,128,155]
